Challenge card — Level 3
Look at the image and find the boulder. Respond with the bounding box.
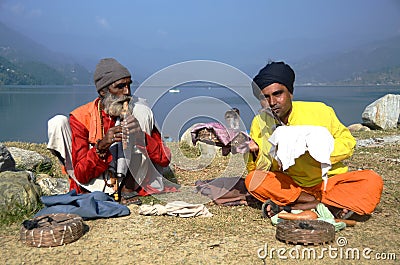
[36,174,69,195]
[0,143,16,172]
[7,146,52,172]
[362,94,400,130]
[180,124,196,146]
[0,171,42,212]
[347,123,371,133]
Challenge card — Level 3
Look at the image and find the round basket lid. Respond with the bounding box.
[20,213,85,248]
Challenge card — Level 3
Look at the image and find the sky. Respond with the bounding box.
[0,0,400,81]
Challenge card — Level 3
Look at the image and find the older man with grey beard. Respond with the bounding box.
[47,58,176,204]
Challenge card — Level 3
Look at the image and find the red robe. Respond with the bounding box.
[69,98,171,194]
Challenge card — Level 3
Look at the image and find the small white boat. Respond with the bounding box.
[169,89,180,93]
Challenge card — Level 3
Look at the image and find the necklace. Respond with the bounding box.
[97,99,105,137]
[95,99,107,159]
[97,99,110,189]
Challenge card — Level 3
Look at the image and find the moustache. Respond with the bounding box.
[105,95,132,118]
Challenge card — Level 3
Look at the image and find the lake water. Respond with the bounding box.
[0,85,399,143]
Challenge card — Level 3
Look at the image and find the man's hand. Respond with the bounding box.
[122,114,145,147]
[122,114,141,134]
[249,139,259,153]
[248,139,259,159]
[96,125,123,152]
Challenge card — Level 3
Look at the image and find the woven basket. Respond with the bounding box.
[196,128,247,147]
[197,128,221,145]
[20,213,84,247]
[276,220,335,245]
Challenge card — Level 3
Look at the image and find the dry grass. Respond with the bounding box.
[0,129,399,264]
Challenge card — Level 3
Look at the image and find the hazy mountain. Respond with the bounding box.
[0,22,91,85]
[1,19,400,86]
[293,35,400,85]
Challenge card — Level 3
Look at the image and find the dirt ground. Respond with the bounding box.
[0,130,399,265]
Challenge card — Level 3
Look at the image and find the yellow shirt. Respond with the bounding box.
[247,101,356,187]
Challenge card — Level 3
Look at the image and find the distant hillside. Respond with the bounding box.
[294,35,400,85]
[2,20,400,86]
[343,66,400,85]
[0,56,37,85]
[0,22,91,85]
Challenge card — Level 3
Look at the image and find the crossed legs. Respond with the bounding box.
[245,169,383,218]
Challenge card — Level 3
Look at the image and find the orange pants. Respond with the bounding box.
[245,170,383,215]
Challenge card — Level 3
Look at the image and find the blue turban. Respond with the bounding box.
[252,61,295,98]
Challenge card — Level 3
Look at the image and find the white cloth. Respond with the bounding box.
[268,125,334,190]
[138,204,168,216]
[139,201,213,218]
[47,115,72,165]
[47,97,166,194]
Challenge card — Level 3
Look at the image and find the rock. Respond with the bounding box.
[36,174,69,195]
[0,143,16,172]
[347,123,371,133]
[0,171,42,212]
[180,124,197,146]
[362,94,400,130]
[7,146,52,172]
[356,138,383,147]
[356,135,400,147]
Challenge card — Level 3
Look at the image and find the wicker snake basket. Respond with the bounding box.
[196,128,247,147]
[20,213,85,247]
[197,128,221,145]
[276,220,335,245]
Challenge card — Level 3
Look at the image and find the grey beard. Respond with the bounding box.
[102,93,132,118]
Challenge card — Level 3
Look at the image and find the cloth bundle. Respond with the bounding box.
[268,125,334,190]
[34,190,130,220]
[139,201,213,218]
[195,177,251,206]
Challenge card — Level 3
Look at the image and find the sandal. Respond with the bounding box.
[328,206,355,220]
[261,199,291,218]
[120,196,142,206]
[120,191,142,206]
[121,191,138,200]
[327,206,373,222]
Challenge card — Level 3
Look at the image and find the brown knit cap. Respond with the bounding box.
[93,58,131,91]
